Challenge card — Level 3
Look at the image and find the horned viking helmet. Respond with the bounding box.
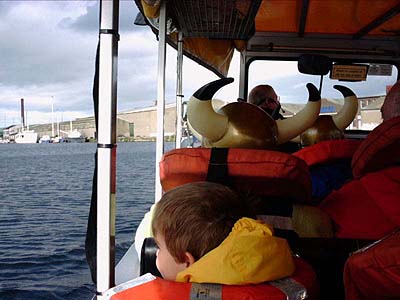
[187,78,321,149]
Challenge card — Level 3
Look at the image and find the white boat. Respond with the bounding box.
[61,121,85,143]
[87,1,400,300]
[38,135,51,143]
[15,129,38,144]
[64,129,85,143]
[51,136,64,143]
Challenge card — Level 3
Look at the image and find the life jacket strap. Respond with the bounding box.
[206,148,230,186]
[190,283,222,300]
[270,277,307,300]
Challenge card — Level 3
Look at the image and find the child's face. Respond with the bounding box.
[154,234,187,281]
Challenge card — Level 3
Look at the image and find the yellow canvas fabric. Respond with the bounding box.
[139,0,237,76]
[141,0,160,19]
[176,217,295,285]
[181,38,235,77]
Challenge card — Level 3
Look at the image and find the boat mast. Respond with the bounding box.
[57,113,60,137]
[51,97,55,137]
[155,0,167,202]
[96,0,119,298]
[175,31,183,149]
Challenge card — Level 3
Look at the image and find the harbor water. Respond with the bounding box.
[0,142,173,300]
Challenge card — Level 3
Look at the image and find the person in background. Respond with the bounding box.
[248,84,284,120]
[248,84,302,152]
[151,181,295,283]
[343,81,400,300]
[381,80,400,121]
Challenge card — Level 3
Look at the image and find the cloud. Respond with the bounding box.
[0,1,223,128]
[0,2,97,89]
[0,2,14,17]
[64,0,143,33]
[0,1,163,127]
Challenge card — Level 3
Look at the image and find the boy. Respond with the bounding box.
[151,181,295,284]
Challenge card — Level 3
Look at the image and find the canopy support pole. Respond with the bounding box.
[239,51,247,100]
[155,1,167,202]
[96,0,119,298]
[175,31,184,149]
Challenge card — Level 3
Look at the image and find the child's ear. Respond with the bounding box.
[183,252,196,267]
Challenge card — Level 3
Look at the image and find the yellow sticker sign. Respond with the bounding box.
[330,64,368,81]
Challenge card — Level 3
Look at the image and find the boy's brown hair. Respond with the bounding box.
[152,181,254,263]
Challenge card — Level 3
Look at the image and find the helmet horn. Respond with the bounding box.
[332,85,358,130]
[187,78,233,142]
[276,83,321,144]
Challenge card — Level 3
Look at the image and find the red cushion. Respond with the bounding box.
[344,230,400,300]
[294,139,362,167]
[352,116,400,178]
[319,166,400,239]
[160,148,312,202]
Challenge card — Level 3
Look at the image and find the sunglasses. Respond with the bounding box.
[259,97,279,106]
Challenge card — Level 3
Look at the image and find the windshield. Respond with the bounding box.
[248,60,398,130]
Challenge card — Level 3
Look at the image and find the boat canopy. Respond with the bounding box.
[135,0,400,77]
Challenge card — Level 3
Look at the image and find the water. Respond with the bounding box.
[0,142,173,300]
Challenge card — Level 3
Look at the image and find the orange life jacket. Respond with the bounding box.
[107,257,318,300]
[160,148,312,202]
[351,115,400,178]
[320,116,400,239]
[293,139,362,167]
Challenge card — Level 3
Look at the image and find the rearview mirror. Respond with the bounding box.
[298,54,332,75]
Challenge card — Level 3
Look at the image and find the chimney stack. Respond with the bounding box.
[21,98,25,128]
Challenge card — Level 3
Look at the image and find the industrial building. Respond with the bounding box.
[1,97,384,142]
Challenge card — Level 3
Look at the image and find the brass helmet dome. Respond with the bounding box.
[187,78,322,149]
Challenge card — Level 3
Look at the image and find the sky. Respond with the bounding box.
[0,1,396,128]
[0,1,230,128]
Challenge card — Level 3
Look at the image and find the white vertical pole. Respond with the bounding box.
[97,0,119,298]
[155,1,167,203]
[175,31,183,149]
[239,51,247,100]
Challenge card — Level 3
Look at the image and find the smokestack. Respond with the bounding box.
[20,98,25,128]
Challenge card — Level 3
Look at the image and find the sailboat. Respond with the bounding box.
[61,120,85,143]
[15,129,38,144]
[15,98,38,144]
[38,135,51,143]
